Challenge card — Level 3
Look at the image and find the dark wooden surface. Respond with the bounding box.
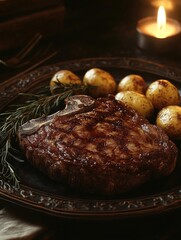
[0,1,181,239]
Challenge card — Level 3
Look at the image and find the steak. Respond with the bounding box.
[18,95,178,195]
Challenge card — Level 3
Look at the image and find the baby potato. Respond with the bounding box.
[117,74,147,94]
[115,91,154,119]
[50,70,82,94]
[146,79,180,111]
[83,68,117,98]
[156,105,181,140]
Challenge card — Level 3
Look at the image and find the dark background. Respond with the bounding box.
[0,1,181,239]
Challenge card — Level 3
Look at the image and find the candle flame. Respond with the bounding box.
[157,6,166,31]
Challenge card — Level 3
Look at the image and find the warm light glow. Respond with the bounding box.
[157,6,166,31]
[137,3,181,40]
[150,0,173,11]
[137,16,181,39]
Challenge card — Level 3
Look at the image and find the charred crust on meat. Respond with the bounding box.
[18,95,178,195]
[18,95,95,136]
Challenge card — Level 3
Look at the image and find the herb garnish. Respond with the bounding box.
[0,82,89,187]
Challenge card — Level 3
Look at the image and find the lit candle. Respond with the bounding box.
[136,6,181,53]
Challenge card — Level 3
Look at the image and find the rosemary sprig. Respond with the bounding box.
[0,83,89,187]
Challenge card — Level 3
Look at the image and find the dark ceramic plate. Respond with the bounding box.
[0,57,181,220]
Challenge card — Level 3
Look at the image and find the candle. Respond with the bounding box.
[137,6,181,53]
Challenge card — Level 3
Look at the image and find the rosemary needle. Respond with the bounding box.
[0,83,89,187]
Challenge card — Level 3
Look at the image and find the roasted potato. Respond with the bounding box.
[146,79,180,110]
[156,105,181,140]
[115,91,154,119]
[117,74,147,94]
[83,68,117,98]
[50,70,82,94]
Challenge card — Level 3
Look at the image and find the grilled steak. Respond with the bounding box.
[18,95,178,195]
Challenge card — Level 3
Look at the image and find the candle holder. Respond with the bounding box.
[136,16,181,54]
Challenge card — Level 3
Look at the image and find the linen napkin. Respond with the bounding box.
[0,207,45,240]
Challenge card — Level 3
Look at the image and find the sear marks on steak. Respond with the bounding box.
[18,95,178,195]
